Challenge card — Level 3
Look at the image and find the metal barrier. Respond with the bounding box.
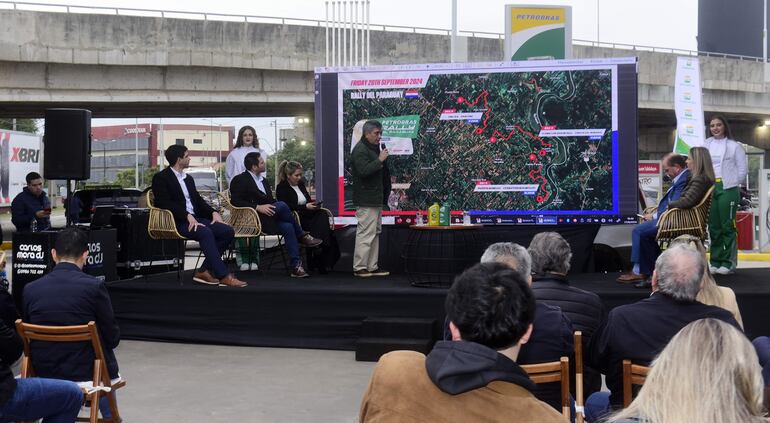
[1,0,766,62]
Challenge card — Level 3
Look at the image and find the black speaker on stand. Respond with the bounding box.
[43,109,92,226]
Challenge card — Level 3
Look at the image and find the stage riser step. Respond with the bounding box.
[355,337,434,362]
[361,317,437,339]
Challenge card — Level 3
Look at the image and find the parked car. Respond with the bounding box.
[185,168,222,211]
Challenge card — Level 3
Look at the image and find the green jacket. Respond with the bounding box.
[351,140,384,207]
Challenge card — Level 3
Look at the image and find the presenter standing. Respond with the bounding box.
[225,126,265,271]
[705,115,747,275]
[350,120,389,278]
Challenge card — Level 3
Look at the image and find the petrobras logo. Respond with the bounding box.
[683,92,692,101]
[684,75,692,84]
[685,59,695,69]
[686,125,695,135]
[684,108,693,119]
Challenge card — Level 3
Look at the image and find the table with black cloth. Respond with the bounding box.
[402,224,486,288]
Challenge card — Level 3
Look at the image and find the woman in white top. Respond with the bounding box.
[704,115,747,275]
[226,126,266,185]
[226,126,265,270]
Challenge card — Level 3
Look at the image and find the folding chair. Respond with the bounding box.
[622,359,650,407]
[15,319,126,423]
[574,331,585,423]
[218,190,262,267]
[522,357,571,420]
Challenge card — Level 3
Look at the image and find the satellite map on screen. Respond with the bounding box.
[341,69,614,213]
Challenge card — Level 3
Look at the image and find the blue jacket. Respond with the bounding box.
[656,169,689,216]
[22,263,120,381]
[11,187,50,232]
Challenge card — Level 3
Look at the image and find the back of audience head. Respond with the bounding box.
[669,235,723,306]
[445,262,536,351]
[480,242,531,283]
[52,227,89,264]
[609,318,766,423]
[653,244,704,301]
[528,231,572,276]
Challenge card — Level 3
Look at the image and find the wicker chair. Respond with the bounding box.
[656,186,715,248]
[145,190,188,282]
[219,190,263,266]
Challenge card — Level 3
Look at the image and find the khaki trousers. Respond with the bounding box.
[353,207,382,271]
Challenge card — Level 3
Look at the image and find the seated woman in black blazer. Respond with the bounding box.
[275,160,338,273]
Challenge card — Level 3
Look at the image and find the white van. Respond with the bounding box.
[185,168,221,209]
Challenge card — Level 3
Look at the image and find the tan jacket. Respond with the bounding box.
[359,350,567,423]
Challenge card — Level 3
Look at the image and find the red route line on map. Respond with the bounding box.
[460,89,552,202]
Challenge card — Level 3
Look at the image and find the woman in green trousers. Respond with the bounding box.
[704,115,747,275]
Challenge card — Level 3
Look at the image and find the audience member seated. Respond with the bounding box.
[479,242,573,414]
[0,286,82,423]
[617,153,688,286]
[586,244,741,421]
[230,152,321,278]
[151,145,244,287]
[275,160,339,273]
[752,335,770,410]
[359,262,566,423]
[22,227,120,420]
[527,232,605,396]
[11,172,51,232]
[608,319,766,423]
[668,235,743,327]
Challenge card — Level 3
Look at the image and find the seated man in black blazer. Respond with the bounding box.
[585,243,741,421]
[23,227,122,419]
[152,145,245,287]
[229,152,321,278]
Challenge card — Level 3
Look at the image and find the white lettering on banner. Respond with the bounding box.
[86,242,103,266]
[15,243,44,260]
[474,184,539,192]
[538,129,607,137]
[124,127,147,134]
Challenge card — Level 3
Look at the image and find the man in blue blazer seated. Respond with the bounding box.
[617,153,689,288]
[23,227,121,420]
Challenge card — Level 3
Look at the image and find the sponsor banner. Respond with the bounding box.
[673,57,705,154]
[538,128,606,137]
[0,130,42,206]
[380,115,421,138]
[505,5,572,60]
[474,184,539,193]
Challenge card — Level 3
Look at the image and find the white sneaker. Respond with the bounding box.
[714,266,734,275]
[250,263,259,271]
[708,266,718,274]
[240,263,251,271]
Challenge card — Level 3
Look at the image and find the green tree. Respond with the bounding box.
[0,118,38,134]
[266,138,316,187]
[114,166,159,189]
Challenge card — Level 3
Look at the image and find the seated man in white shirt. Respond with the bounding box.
[151,145,245,287]
[229,152,321,278]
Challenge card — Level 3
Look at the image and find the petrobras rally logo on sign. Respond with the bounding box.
[86,242,104,267]
[16,243,44,261]
[684,59,694,69]
[683,75,692,84]
[686,125,695,135]
[684,108,693,119]
[683,92,692,101]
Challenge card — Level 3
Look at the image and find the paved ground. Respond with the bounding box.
[113,341,374,423]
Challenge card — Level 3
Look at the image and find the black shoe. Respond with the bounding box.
[634,279,652,289]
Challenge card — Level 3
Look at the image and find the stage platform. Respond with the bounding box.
[106,267,770,350]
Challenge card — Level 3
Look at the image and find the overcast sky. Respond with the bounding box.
[22,0,700,153]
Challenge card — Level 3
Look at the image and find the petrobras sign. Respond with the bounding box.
[505,4,572,61]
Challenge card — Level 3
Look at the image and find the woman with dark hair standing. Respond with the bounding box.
[704,115,747,275]
[225,125,266,271]
[276,160,339,273]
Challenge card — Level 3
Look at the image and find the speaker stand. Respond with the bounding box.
[65,179,73,227]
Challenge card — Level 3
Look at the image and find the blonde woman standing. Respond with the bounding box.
[704,115,747,275]
[608,319,765,423]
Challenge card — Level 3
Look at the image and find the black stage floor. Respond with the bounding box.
[106,267,770,350]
